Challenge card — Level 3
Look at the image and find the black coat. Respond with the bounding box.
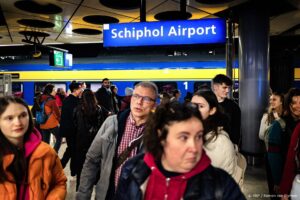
[73,105,105,175]
[219,98,241,146]
[95,87,115,114]
[115,153,246,200]
[59,94,79,137]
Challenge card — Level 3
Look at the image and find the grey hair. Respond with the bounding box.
[134,81,158,98]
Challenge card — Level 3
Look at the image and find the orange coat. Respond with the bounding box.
[0,142,67,200]
[40,97,61,130]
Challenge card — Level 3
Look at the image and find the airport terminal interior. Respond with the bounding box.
[1,0,300,199]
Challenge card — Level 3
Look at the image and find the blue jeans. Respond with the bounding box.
[41,126,61,152]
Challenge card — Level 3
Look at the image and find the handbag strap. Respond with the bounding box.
[116,135,143,169]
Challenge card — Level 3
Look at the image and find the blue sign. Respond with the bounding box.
[103,19,226,47]
[64,53,73,67]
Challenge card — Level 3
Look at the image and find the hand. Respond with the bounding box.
[281,194,289,200]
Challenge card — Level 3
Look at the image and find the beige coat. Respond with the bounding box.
[204,129,246,187]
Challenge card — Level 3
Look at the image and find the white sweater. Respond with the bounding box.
[258,113,270,141]
[204,129,239,181]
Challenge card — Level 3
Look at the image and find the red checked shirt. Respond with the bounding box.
[114,113,145,188]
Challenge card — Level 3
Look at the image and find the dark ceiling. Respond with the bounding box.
[0,0,299,56]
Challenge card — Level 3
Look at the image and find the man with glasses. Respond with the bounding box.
[77,81,158,200]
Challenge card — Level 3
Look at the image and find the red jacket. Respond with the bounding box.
[143,152,211,200]
[55,94,63,108]
[280,122,300,194]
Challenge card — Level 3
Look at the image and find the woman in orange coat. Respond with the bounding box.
[0,96,67,200]
[40,84,61,152]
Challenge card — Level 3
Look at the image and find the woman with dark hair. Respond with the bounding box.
[39,83,61,152]
[191,90,246,187]
[282,88,300,146]
[0,96,66,199]
[280,88,300,198]
[73,89,106,190]
[115,102,245,200]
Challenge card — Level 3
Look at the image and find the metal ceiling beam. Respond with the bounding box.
[21,39,68,52]
[140,0,146,22]
[0,5,12,42]
[180,0,186,13]
[55,0,85,41]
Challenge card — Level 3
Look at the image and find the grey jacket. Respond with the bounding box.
[76,114,119,200]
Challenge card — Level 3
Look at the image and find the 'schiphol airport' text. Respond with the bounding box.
[111,25,217,40]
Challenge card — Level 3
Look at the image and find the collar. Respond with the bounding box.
[129,112,146,127]
[144,151,211,180]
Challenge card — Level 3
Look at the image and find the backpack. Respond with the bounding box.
[35,98,51,124]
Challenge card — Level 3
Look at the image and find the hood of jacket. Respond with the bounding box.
[144,150,211,179]
[24,128,42,158]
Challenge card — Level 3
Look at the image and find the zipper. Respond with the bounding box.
[164,177,171,200]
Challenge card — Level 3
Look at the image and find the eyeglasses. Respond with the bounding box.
[132,94,155,103]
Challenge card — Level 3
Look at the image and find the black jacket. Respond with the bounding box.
[115,153,246,200]
[95,87,115,114]
[73,105,105,174]
[219,98,241,146]
[59,94,80,137]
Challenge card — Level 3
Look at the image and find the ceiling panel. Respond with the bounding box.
[0,0,299,46]
[81,0,141,20]
[270,10,300,35]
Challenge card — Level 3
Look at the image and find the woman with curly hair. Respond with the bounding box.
[115,102,245,200]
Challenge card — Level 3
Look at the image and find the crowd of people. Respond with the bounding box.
[0,73,299,199]
[259,88,300,199]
